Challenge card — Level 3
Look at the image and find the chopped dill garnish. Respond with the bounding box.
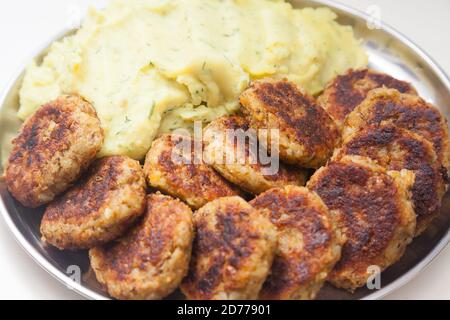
[148,101,156,119]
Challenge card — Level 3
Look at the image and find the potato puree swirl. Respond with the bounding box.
[18,0,367,160]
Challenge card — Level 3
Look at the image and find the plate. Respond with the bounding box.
[1,0,449,300]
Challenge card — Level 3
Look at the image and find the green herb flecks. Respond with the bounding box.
[148,101,156,119]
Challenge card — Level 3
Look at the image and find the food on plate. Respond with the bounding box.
[240,79,340,168]
[5,95,103,208]
[343,88,450,168]
[334,125,447,236]
[90,193,194,300]
[16,0,367,161]
[40,156,146,250]
[307,155,416,291]
[1,0,448,301]
[144,133,242,209]
[181,196,277,300]
[250,186,343,300]
[203,115,308,195]
[318,69,417,128]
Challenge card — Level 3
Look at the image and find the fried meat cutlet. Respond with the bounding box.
[144,134,242,209]
[335,125,447,236]
[41,156,146,250]
[90,193,194,300]
[6,95,103,208]
[307,155,416,291]
[343,88,449,168]
[181,196,277,300]
[318,69,417,128]
[240,79,340,168]
[251,186,343,300]
[203,115,308,195]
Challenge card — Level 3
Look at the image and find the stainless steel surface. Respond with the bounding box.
[0,0,449,300]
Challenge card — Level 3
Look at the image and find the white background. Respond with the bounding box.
[0,0,449,300]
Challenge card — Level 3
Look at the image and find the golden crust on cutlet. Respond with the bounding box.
[181,196,277,300]
[89,193,194,300]
[335,125,447,236]
[41,156,146,250]
[250,186,343,300]
[307,155,416,291]
[6,95,103,208]
[343,88,450,168]
[318,69,417,128]
[144,134,242,209]
[203,115,308,195]
[240,79,340,168]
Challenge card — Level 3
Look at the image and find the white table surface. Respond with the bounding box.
[0,0,449,300]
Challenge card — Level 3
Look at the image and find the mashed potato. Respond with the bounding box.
[18,0,367,160]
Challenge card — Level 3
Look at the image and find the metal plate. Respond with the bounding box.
[1,0,449,300]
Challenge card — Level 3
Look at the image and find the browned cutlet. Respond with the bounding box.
[343,88,450,168]
[335,125,447,236]
[307,155,416,291]
[41,156,146,250]
[250,186,343,300]
[144,134,242,209]
[181,196,277,300]
[90,193,194,300]
[6,95,103,208]
[318,69,417,128]
[240,78,340,168]
[203,115,308,195]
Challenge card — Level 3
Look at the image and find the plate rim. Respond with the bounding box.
[0,0,449,300]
